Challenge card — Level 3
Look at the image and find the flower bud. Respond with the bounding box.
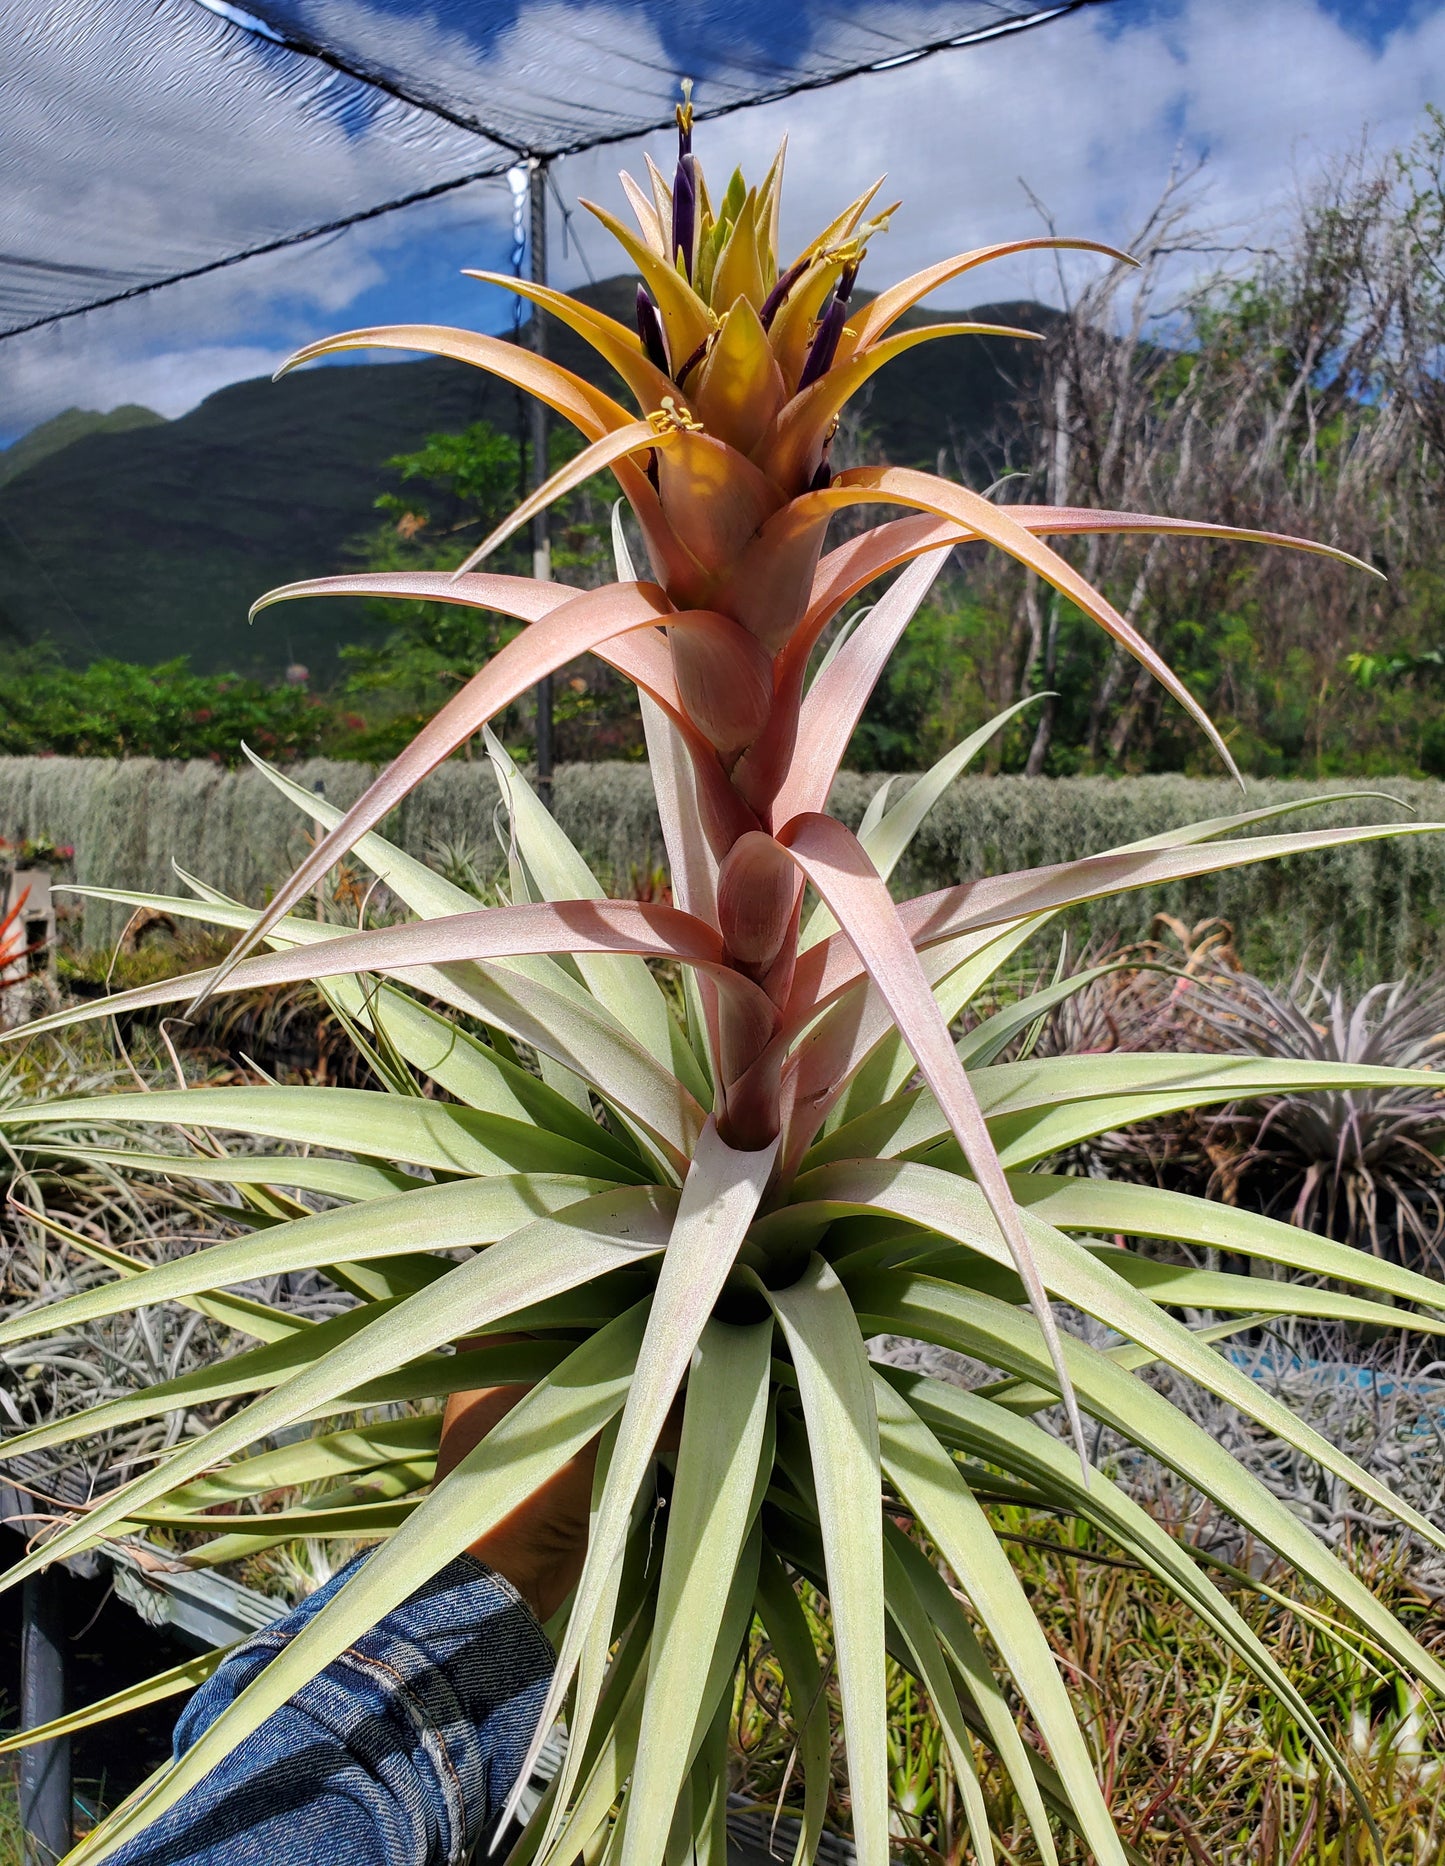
[798,258,859,390]
[670,611,774,758]
[759,256,811,332]
[717,831,797,967]
[672,153,697,280]
[635,286,670,375]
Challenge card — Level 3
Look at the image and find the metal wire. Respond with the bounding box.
[1,1,1103,341]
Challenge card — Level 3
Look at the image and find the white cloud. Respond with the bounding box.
[4,335,291,427]
[557,0,1445,305]
[0,0,522,437]
[3,0,1442,441]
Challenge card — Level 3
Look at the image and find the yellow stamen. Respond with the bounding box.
[649,396,704,435]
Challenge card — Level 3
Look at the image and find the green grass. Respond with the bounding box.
[0,1757,122,1864]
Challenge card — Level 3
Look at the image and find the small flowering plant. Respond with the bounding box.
[6,101,1445,1865]
[0,884,34,979]
[0,834,73,868]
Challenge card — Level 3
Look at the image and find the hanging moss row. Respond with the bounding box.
[2,755,1441,975]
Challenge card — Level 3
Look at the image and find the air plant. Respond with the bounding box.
[0,884,35,1021]
[8,99,1445,1866]
[0,884,31,973]
[1188,967,1445,1271]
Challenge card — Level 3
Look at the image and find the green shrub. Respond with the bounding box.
[0,651,342,764]
[892,774,1445,978]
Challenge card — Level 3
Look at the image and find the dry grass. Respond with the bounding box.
[0,1026,356,1509]
[734,1515,1445,1864]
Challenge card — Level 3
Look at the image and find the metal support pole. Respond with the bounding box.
[529,159,553,809]
[20,1569,71,1865]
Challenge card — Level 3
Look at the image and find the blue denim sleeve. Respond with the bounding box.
[106,1551,554,1866]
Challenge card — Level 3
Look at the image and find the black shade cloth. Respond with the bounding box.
[1,0,1094,337]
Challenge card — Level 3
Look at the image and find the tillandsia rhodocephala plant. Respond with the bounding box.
[9,96,1445,1866]
[0,885,32,985]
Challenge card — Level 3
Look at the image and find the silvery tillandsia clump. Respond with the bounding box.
[8,92,1445,1866]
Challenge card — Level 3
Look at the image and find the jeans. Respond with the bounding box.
[108,1552,554,1866]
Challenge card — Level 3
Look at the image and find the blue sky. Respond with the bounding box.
[3,0,1442,446]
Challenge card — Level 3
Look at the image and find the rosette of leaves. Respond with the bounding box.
[7,103,1445,1866]
[1187,967,1445,1268]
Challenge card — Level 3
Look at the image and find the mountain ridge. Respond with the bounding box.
[0,403,166,487]
[0,279,1048,676]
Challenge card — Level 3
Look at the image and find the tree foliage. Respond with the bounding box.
[855,109,1445,778]
[337,420,640,760]
[0,649,339,763]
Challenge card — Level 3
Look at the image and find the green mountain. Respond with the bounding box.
[0,404,165,486]
[0,281,1047,677]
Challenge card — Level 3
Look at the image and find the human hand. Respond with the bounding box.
[435,1337,599,1624]
[436,1336,684,1626]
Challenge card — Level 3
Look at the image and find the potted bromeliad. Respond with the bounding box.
[6,99,1445,1865]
